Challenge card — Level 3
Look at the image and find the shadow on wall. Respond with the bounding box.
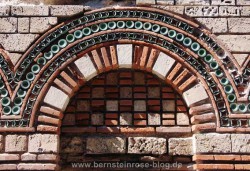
[0,0,135,7]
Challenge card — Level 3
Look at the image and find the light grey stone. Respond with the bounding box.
[176,0,209,5]
[211,0,235,5]
[0,17,17,33]
[241,6,250,16]
[21,153,36,161]
[0,34,38,52]
[74,54,97,81]
[169,137,193,155]
[117,44,132,68]
[233,54,248,66]
[5,135,27,152]
[156,0,174,5]
[237,0,250,5]
[177,113,189,125]
[183,83,208,107]
[162,100,175,111]
[136,0,156,5]
[18,18,29,33]
[196,18,227,33]
[219,6,241,16]
[87,137,126,154]
[148,113,161,125]
[11,6,49,16]
[28,134,59,153]
[185,6,218,17]
[228,18,250,33]
[106,100,118,111]
[9,53,22,65]
[231,134,250,153]
[134,100,146,111]
[0,6,10,16]
[120,113,132,125]
[91,113,103,125]
[152,5,184,14]
[50,5,84,16]
[153,52,175,79]
[43,86,70,111]
[128,137,167,154]
[218,35,250,52]
[30,17,57,33]
[194,133,231,153]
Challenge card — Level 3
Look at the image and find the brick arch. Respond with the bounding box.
[0,6,248,133]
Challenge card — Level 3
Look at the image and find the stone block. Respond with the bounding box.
[211,0,235,5]
[194,133,231,153]
[233,54,248,66]
[0,6,10,16]
[0,135,3,152]
[0,17,17,33]
[21,153,37,161]
[11,6,49,16]
[156,0,174,5]
[241,6,250,16]
[17,164,58,170]
[30,17,57,33]
[148,113,161,125]
[120,113,132,125]
[153,52,175,79]
[50,5,84,16]
[43,86,70,111]
[0,164,17,170]
[183,83,208,107]
[136,0,156,5]
[37,154,58,161]
[231,134,250,153]
[196,18,227,33]
[77,100,89,111]
[117,44,132,68]
[134,100,146,111]
[106,100,118,111]
[218,35,250,52]
[185,6,218,17]
[228,18,250,33]
[169,137,193,155]
[128,137,167,154]
[0,154,19,161]
[86,137,126,154]
[177,113,190,125]
[60,136,84,153]
[219,6,241,16]
[91,113,103,125]
[28,134,59,153]
[162,100,175,111]
[5,135,27,152]
[237,0,250,5]
[148,87,160,98]
[153,5,184,14]
[0,34,38,52]
[18,18,29,33]
[74,54,97,81]
[92,87,104,98]
[176,0,209,5]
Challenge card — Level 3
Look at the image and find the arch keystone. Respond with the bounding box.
[117,44,133,68]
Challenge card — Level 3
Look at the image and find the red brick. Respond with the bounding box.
[189,104,213,115]
[134,113,146,119]
[214,155,241,161]
[105,120,118,125]
[162,113,175,119]
[37,125,59,133]
[106,113,118,119]
[193,155,214,161]
[193,164,234,170]
[134,120,147,126]
[192,123,216,132]
[241,155,250,161]
[61,127,96,133]
[148,100,160,105]
[162,120,175,125]
[40,106,63,119]
[38,115,60,125]
[76,114,89,120]
[60,71,79,92]
[120,100,133,106]
[97,127,120,133]
[235,164,250,170]
[134,93,146,98]
[134,87,146,92]
[0,154,19,161]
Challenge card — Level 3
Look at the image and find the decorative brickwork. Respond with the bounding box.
[0,2,248,171]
